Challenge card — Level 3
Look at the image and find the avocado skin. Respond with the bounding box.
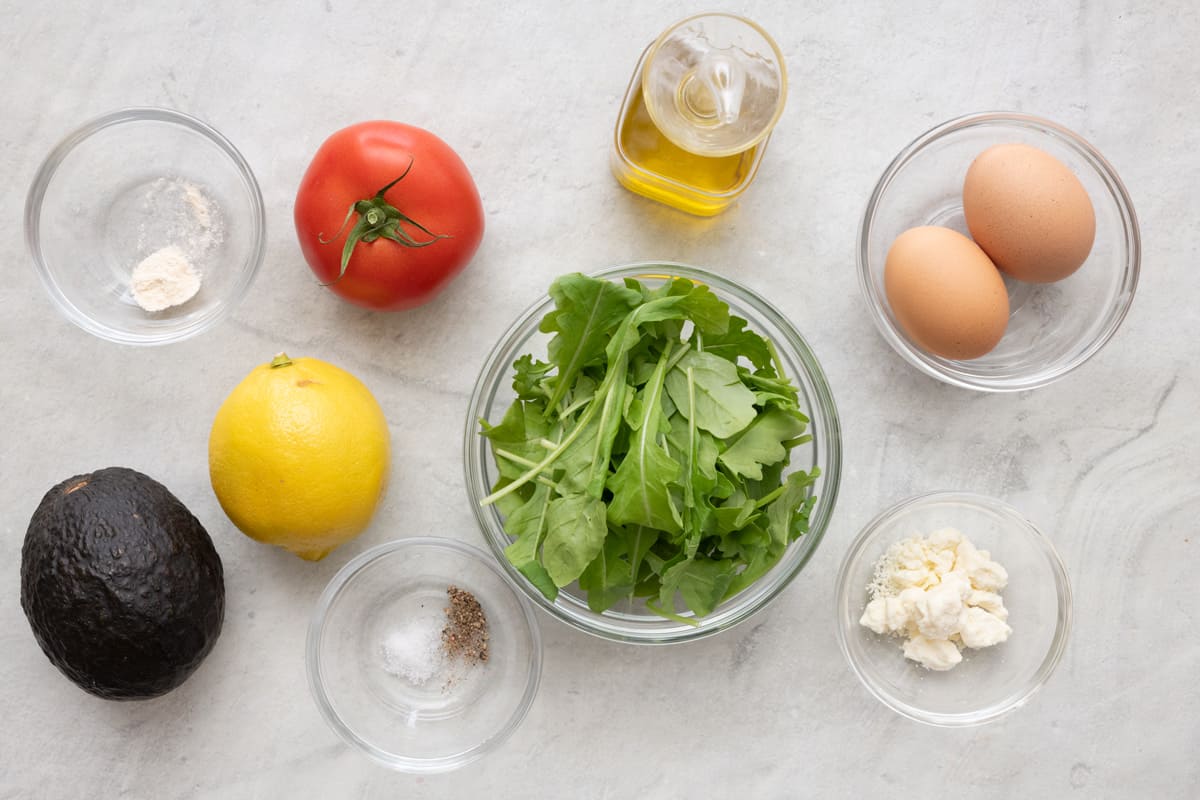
[20,467,225,700]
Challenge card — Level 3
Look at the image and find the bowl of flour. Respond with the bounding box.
[25,107,265,345]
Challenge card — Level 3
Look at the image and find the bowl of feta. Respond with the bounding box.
[834,491,1072,726]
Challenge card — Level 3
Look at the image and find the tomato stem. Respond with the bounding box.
[316,157,450,284]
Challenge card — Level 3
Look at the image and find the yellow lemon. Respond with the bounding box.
[208,353,389,561]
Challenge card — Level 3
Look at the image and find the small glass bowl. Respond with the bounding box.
[835,492,1072,727]
[307,538,542,773]
[465,263,842,644]
[857,112,1140,391]
[25,107,265,345]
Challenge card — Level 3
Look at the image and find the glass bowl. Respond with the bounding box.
[306,538,542,773]
[857,112,1140,391]
[465,263,842,644]
[25,107,265,345]
[834,492,1072,727]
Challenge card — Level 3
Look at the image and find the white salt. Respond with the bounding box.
[380,615,444,686]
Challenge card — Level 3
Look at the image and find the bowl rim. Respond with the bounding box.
[464,261,842,645]
[833,490,1073,727]
[24,106,266,346]
[305,537,544,774]
[856,110,1141,392]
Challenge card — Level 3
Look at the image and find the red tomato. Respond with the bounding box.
[294,121,484,311]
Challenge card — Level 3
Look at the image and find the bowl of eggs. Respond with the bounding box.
[857,112,1140,391]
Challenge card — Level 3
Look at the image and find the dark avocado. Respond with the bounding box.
[20,467,225,700]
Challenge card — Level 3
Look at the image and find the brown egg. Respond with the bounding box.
[963,143,1096,283]
[884,226,1010,360]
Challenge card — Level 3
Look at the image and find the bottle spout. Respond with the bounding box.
[639,13,786,156]
[683,50,747,125]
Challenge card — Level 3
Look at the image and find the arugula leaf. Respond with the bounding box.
[766,468,821,549]
[502,484,558,600]
[639,277,729,339]
[664,350,757,439]
[555,359,630,497]
[606,343,683,535]
[701,315,773,369]
[541,273,640,411]
[712,496,758,536]
[743,460,787,502]
[724,544,778,597]
[552,411,601,495]
[658,556,735,617]
[674,368,719,558]
[581,359,632,496]
[579,535,635,613]
[604,295,687,362]
[621,524,660,585]
[542,494,608,587]
[512,354,554,401]
[739,369,801,408]
[675,281,729,336]
[718,408,811,480]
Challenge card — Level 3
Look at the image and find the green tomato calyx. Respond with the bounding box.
[318,158,449,283]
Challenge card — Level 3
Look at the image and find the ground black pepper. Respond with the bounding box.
[442,585,489,664]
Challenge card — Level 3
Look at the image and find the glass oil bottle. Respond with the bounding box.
[611,13,788,216]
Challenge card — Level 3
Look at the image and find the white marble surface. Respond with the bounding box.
[2,2,1197,797]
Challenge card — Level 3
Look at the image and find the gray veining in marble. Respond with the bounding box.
[2,1,1198,797]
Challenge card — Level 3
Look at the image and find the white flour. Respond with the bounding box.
[131,246,202,311]
[130,178,224,312]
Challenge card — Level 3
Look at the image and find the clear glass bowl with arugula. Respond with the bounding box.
[465,264,841,643]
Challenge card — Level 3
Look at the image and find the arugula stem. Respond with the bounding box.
[558,395,591,419]
[765,337,789,380]
[751,470,818,510]
[495,448,538,467]
[664,341,692,373]
[753,483,788,509]
[682,365,697,544]
[493,449,559,489]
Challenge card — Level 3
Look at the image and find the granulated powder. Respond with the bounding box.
[379,611,445,686]
[442,586,489,665]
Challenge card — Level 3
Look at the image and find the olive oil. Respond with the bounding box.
[612,53,761,216]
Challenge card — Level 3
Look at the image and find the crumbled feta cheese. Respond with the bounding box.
[902,634,963,671]
[958,606,1013,649]
[859,528,1012,670]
